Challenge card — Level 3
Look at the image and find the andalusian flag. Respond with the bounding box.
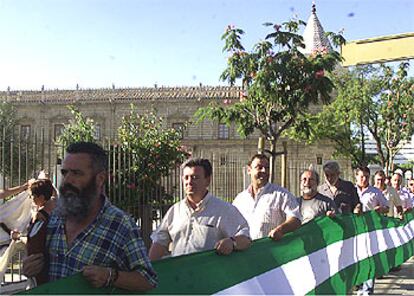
[23,211,414,295]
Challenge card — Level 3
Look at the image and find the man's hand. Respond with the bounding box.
[82,265,110,288]
[268,226,284,241]
[214,238,234,255]
[23,253,45,277]
[326,210,336,218]
[353,204,362,216]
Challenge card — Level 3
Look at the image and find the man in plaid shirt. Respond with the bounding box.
[23,142,157,291]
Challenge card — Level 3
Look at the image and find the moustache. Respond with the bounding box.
[60,183,81,196]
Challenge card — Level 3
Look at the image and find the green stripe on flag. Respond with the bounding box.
[20,212,414,295]
[309,239,414,295]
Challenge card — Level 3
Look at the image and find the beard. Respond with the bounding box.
[56,177,98,221]
[302,185,316,196]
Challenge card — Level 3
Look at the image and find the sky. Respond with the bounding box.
[0,0,413,91]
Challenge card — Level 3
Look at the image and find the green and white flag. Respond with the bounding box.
[22,211,414,295]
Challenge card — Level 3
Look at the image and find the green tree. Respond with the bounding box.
[56,105,97,146]
[0,101,18,177]
[289,62,414,172]
[117,104,188,206]
[196,20,344,181]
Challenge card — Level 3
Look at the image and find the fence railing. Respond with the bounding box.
[0,134,355,287]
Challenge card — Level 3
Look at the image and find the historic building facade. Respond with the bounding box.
[0,85,352,196]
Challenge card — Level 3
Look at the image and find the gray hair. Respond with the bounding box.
[323,160,340,174]
[301,169,320,185]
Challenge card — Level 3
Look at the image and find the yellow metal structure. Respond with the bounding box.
[341,32,414,66]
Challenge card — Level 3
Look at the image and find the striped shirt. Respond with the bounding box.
[46,196,157,286]
[233,183,302,240]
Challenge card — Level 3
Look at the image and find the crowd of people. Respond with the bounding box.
[1,141,414,295]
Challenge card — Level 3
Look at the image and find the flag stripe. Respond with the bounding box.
[215,219,414,295]
[21,212,414,295]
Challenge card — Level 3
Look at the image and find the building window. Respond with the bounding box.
[94,124,101,140]
[54,124,65,141]
[20,125,31,140]
[218,124,229,139]
[220,155,227,166]
[172,122,185,139]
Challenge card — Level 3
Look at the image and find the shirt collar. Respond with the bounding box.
[185,191,212,213]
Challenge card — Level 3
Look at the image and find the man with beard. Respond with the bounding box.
[297,170,337,224]
[318,161,360,214]
[149,158,251,260]
[233,154,301,241]
[23,142,157,291]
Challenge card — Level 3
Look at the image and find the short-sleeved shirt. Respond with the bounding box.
[397,186,413,209]
[297,193,338,224]
[356,186,388,212]
[318,179,359,214]
[382,186,402,217]
[150,193,250,257]
[46,197,157,286]
[232,183,302,240]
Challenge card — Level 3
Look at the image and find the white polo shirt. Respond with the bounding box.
[150,192,250,257]
[356,185,388,212]
[233,183,301,240]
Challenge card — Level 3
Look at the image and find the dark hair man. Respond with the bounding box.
[233,154,301,241]
[318,160,360,214]
[354,166,388,295]
[149,158,251,260]
[23,142,157,291]
[298,169,337,224]
[373,170,403,219]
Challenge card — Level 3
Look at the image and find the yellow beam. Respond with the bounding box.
[341,32,414,66]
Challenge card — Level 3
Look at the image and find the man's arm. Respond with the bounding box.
[148,242,169,261]
[268,216,301,241]
[0,180,33,199]
[82,266,155,291]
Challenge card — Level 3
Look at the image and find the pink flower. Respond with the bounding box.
[273,24,282,31]
[239,91,248,102]
[224,99,232,105]
[315,69,325,79]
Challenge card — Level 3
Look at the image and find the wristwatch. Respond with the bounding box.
[230,237,237,251]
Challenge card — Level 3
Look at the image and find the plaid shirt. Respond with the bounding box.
[46,196,157,287]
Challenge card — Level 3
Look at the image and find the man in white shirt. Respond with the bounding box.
[355,166,388,296]
[149,158,251,260]
[373,170,403,219]
[391,173,413,213]
[233,154,301,241]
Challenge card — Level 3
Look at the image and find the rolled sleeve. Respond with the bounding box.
[222,205,251,240]
[282,192,302,222]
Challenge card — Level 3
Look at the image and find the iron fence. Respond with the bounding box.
[0,133,355,287]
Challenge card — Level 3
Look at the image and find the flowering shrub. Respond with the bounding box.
[117,104,189,206]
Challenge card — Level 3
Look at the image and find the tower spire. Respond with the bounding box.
[300,2,333,55]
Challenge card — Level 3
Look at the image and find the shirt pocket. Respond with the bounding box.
[192,223,220,251]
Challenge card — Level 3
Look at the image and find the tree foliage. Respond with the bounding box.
[56,105,97,146]
[0,101,18,177]
[288,62,414,172]
[117,105,189,205]
[196,19,344,180]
